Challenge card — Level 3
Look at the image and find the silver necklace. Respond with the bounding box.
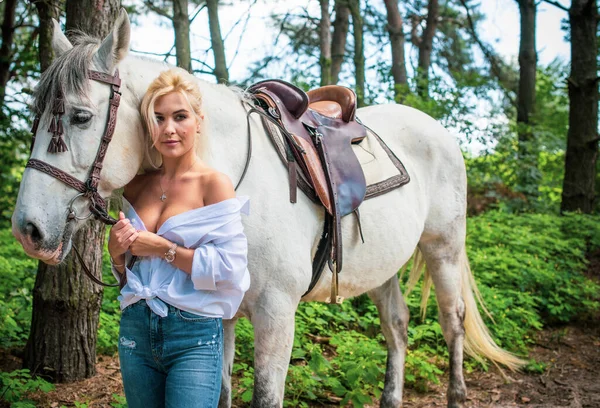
[159,160,197,202]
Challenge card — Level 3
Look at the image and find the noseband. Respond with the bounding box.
[27,70,122,287]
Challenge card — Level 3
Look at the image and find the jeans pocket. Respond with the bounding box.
[176,308,213,322]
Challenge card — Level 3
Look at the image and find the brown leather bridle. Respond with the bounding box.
[27,69,123,287]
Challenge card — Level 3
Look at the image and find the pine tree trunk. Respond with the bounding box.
[24,220,106,382]
[331,0,349,84]
[383,0,407,102]
[65,0,120,38]
[348,0,364,107]
[416,0,438,98]
[23,0,120,382]
[34,0,61,72]
[319,0,332,86]
[173,0,192,72]
[515,0,538,197]
[206,0,228,83]
[561,0,599,213]
[0,0,17,110]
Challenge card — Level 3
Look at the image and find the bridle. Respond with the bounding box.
[27,69,122,286]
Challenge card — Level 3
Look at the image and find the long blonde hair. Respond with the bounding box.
[140,68,207,169]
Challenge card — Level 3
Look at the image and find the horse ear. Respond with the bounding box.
[95,8,130,72]
[52,19,72,56]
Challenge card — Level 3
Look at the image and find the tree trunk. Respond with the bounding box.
[206,0,228,83]
[515,0,538,197]
[348,0,364,107]
[383,0,407,102]
[24,0,120,382]
[417,0,439,98]
[173,0,192,72]
[0,0,17,109]
[319,0,332,86]
[24,220,106,382]
[561,0,599,213]
[34,0,61,73]
[331,0,349,84]
[65,0,119,38]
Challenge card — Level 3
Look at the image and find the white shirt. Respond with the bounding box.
[113,196,251,319]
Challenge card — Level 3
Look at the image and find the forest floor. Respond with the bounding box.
[2,250,599,408]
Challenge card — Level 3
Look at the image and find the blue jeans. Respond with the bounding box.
[118,301,223,408]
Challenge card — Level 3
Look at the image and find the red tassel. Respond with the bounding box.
[56,119,63,135]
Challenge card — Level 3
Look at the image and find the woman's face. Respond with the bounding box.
[152,91,201,160]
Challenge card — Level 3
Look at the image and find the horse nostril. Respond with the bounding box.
[25,221,43,244]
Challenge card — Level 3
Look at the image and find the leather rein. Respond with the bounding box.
[27,69,122,287]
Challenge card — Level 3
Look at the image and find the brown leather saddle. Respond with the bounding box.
[249,80,367,217]
[249,79,368,303]
[248,79,410,303]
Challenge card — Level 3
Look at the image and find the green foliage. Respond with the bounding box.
[110,393,128,408]
[0,369,54,406]
[0,230,37,348]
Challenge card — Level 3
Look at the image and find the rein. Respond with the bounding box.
[28,69,122,287]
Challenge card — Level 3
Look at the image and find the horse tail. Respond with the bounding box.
[401,248,526,371]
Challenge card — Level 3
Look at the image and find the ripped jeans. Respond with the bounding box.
[118,301,223,408]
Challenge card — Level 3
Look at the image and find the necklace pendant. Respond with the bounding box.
[160,193,167,202]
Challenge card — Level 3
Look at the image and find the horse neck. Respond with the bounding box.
[118,56,250,181]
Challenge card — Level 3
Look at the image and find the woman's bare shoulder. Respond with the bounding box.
[201,170,235,206]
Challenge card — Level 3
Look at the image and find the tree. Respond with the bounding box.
[515,0,539,197]
[34,0,62,72]
[331,0,349,84]
[383,0,408,101]
[412,0,440,98]
[319,0,332,86]
[23,0,120,382]
[0,0,18,109]
[144,0,193,72]
[206,0,228,83]
[348,0,364,106]
[561,0,599,213]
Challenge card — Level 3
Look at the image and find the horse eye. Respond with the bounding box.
[71,111,92,125]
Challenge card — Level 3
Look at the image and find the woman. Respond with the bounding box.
[108,69,250,408]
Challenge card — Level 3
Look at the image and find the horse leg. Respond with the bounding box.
[218,317,238,408]
[368,275,410,407]
[419,240,467,408]
[250,293,297,407]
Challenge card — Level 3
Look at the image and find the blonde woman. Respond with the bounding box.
[107,69,250,408]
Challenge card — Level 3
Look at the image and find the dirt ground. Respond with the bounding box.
[0,322,596,408]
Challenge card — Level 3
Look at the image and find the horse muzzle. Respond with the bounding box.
[11,210,71,264]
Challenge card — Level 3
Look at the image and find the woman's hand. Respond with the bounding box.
[129,231,171,258]
[108,211,139,259]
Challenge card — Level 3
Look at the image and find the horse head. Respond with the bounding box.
[12,10,144,264]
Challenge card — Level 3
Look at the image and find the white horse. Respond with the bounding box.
[12,11,522,408]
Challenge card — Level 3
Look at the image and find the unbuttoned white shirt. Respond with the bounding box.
[113,196,251,319]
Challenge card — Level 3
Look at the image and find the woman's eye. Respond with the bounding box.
[176,114,187,120]
[156,116,164,123]
[71,111,92,125]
